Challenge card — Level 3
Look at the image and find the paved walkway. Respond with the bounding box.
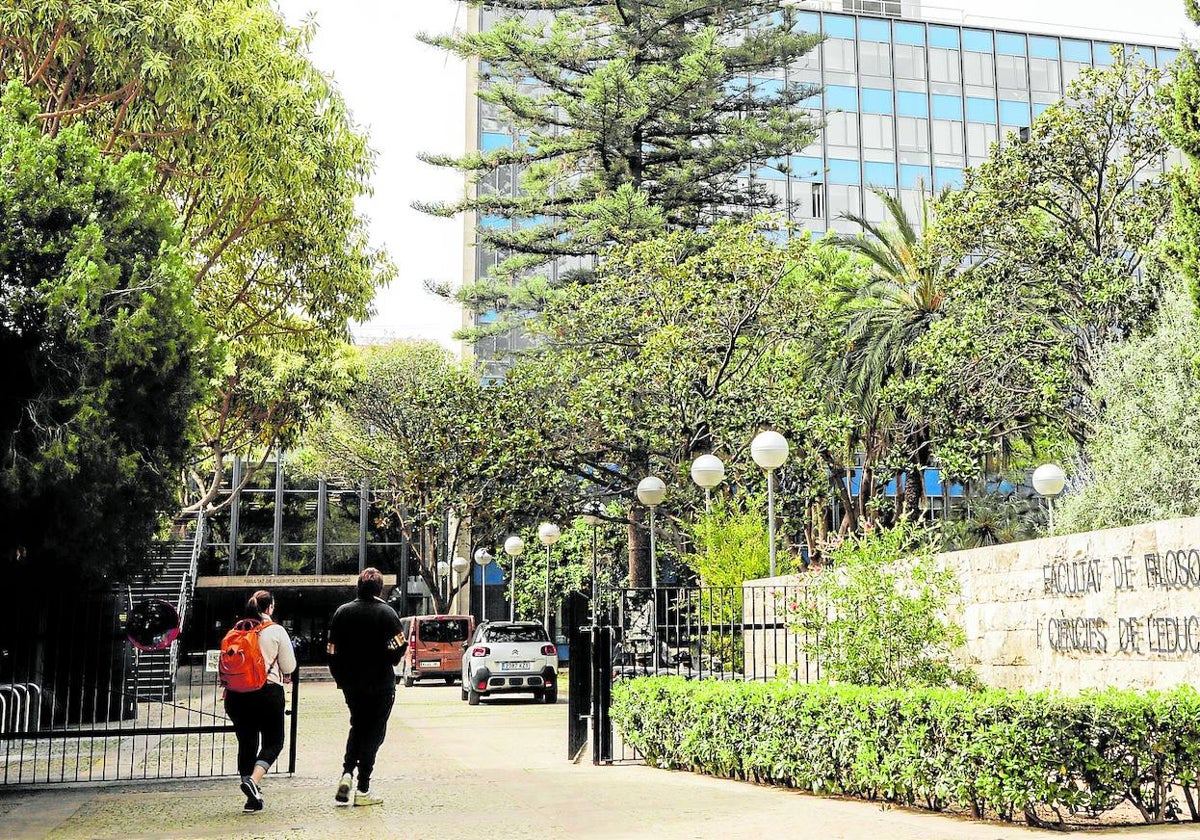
[3,680,1200,839]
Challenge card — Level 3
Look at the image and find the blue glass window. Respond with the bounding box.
[751,77,785,98]
[480,215,508,229]
[896,91,928,117]
[966,97,996,123]
[999,100,1030,126]
[864,161,897,187]
[795,11,820,33]
[932,94,963,120]
[791,156,823,181]
[755,165,787,181]
[894,22,925,46]
[1062,40,1091,62]
[859,18,890,42]
[996,33,1026,56]
[1030,36,1060,60]
[929,25,959,50]
[963,29,994,53]
[724,77,748,96]
[1158,48,1180,67]
[481,132,511,151]
[861,88,893,114]
[934,167,964,189]
[1033,102,1052,118]
[1093,42,1116,65]
[900,164,931,189]
[824,14,855,39]
[518,215,550,228]
[826,85,858,110]
[828,158,861,185]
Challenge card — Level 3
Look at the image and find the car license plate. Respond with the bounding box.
[420,660,440,667]
[500,661,531,671]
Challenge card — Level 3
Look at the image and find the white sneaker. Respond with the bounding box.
[354,790,383,807]
[335,772,352,804]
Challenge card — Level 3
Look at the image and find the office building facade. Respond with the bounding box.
[464,3,1180,376]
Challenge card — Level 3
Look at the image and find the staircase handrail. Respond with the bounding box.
[177,510,206,631]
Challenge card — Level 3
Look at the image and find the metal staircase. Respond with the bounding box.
[129,513,206,702]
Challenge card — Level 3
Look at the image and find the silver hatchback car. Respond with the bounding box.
[460,621,559,705]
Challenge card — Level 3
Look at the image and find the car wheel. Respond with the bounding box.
[468,686,481,706]
[532,690,544,702]
[404,674,415,688]
[444,676,455,685]
[544,688,558,704]
[461,686,468,701]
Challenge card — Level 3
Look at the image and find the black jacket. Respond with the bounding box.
[328,596,404,691]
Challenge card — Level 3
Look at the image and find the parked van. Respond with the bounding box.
[395,614,475,686]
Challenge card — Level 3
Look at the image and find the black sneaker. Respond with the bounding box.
[241,778,264,812]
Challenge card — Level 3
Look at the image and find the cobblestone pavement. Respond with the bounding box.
[3,679,1200,839]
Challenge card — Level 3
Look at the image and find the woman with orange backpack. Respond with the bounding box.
[221,590,296,812]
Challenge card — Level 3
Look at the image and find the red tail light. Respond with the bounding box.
[477,679,487,690]
[471,646,490,657]
[540,644,556,656]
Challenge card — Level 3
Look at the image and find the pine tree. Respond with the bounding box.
[418,1,822,339]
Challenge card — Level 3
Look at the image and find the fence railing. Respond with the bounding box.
[0,586,299,785]
[589,583,818,764]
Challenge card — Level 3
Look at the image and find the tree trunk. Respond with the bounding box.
[627,505,649,588]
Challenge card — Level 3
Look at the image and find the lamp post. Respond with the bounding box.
[690,454,725,514]
[537,522,561,632]
[436,560,450,612]
[473,548,493,622]
[503,535,525,621]
[581,501,603,613]
[452,556,469,613]
[751,431,790,577]
[636,476,666,670]
[1032,463,1067,535]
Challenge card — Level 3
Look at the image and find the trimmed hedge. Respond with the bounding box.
[611,677,1200,826]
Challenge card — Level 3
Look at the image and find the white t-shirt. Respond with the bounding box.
[257,622,297,687]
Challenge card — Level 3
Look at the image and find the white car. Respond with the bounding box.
[460,621,559,705]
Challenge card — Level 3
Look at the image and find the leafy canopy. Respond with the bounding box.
[0,82,207,581]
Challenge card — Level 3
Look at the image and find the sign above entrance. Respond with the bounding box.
[196,574,398,589]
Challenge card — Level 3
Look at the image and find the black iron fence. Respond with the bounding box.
[0,590,300,785]
[586,584,816,764]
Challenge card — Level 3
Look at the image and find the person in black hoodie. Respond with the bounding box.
[327,567,405,806]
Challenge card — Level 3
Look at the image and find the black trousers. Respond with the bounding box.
[340,685,395,791]
[224,682,286,778]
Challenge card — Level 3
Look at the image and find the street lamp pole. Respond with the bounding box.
[582,502,603,614]
[751,431,790,577]
[636,476,667,670]
[452,556,469,614]
[690,454,725,561]
[473,549,493,622]
[1032,463,1067,535]
[503,535,525,621]
[436,560,450,612]
[537,523,561,632]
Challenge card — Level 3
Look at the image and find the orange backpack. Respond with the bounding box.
[219,618,274,692]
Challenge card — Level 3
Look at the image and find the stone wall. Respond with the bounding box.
[951,517,1200,693]
[744,517,1200,692]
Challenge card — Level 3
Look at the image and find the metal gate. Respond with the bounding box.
[575,584,816,765]
[0,590,300,785]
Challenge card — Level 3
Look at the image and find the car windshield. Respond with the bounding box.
[419,619,470,643]
[485,625,548,643]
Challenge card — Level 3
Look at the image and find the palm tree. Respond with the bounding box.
[829,186,970,522]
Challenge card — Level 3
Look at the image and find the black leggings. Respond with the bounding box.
[224,683,286,778]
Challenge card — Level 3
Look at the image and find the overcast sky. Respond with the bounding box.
[272,0,1195,351]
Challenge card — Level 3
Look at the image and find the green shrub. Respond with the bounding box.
[611,677,1200,825]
